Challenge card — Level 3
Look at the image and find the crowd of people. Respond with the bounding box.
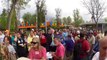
[0,28,107,60]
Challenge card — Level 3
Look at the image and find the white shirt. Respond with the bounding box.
[89,35,95,45]
[92,52,99,60]
[8,45,16,54]
[34,35,39,39]
[92,52,107,60]
[0,34,5,43]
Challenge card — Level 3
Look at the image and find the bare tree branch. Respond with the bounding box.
[82,0,107,28]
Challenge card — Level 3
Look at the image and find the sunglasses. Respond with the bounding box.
[31,42,38,44]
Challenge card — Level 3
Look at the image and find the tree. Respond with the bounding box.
[55,8,61,26]
[0,9,17,30]
[62,16,72,25]
[30,14,36,24]
[36,0,47,28]
[15,0,30,30]
[0,9,7,29]
[23,12,32,24]
[73,9,84,27]
[104,17,107,22]
[63,17,67,25]
[82,0,106,28]
[1,0,30,31]
[10,8,17,30]
[23,12,36,25]
[6,0,19,31]
[67,16,72,25]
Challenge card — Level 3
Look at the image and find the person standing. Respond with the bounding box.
[27,31,35,44]
[16,32,27,57]
[73,33,90,60]
[88,32,96,49]
[34,31,39,39]
[0,31,5,44]
[45,30,52,52]
[39,30,47,48]
[11,32,17,47]
[27,31,35,51]
[52,37,65,60]
[89,34,100,59]
[92,36,107,60]
[62,29,68,40]
[29,37,47,60]
[3,36,16,60]
[50,29,57,52]
[65,35,74,60]
[19,29,25,39]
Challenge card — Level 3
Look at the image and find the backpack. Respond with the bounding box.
[74,40,84,56]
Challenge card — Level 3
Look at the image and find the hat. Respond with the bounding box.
[5,30,10,34]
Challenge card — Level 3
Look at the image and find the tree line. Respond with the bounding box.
[0,0,106,31]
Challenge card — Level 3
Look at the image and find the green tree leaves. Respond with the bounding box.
[23,12,36,25]
[0,9,7,29]
[62,16,72,25]
[73,9,84,27]
[67,16,72,25]
[36,0,46,28]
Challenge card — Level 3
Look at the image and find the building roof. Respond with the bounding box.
[81,19,107,25]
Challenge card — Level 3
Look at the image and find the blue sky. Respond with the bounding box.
[0,0,107,21]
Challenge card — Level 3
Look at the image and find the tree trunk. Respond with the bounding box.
[15,19,18,31]
[14,7,18,31]
[95,22,98,30]
[96,18,99,30]
[7,7,14,31]
[7,0,18,31]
